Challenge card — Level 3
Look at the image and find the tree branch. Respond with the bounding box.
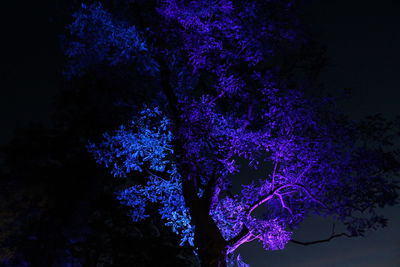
[276,192,293,215]
[247,184,294,215]
[247,183,328,216]
[228,225,249,247]
[227,228,253,254]
[290,232,351,246]
[272,161,279,188]
[295,163,313,183]
[289,183,328,209]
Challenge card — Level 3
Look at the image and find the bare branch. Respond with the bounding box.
[209,91,226,104]
[276,193,293,215]
[228,225,249,246]
[290,232,351,246]
[247,184,293,215]
[295,163,313,183]
[272,161,279,188]
[145,168,169,181]
[289,183,328,209]
[227,230,254,254]
[247,182,327,217]
[248,193,275,215]
[229,182,330,254]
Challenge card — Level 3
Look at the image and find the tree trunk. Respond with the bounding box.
[182,178,228,266]
[192,209,228,267]
[197,240,227,267]
[157,57,228,266]
[180,185,228,264]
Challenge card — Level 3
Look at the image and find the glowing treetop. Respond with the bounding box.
[66,1,399,266]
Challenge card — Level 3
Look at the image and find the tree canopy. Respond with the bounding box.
[64,1,400,266]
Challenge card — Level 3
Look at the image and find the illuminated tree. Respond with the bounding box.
[65,1,399,266]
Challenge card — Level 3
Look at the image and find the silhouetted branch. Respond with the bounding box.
[290,232,351,246]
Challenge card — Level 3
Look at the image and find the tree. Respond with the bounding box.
[65,1,400,266]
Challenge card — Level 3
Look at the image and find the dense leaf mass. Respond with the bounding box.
[67,1,399,266]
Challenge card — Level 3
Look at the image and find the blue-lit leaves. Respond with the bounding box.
[88,107,173,177]
[72,2,400,263]
[88,107,194,246]
[65,2,158,77]
[117,165,195,246]
[117,185,150,221]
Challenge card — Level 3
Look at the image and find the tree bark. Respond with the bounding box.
[182,177,228,266]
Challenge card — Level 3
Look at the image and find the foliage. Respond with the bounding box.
[66,1,400,266]
[65,2,158,78]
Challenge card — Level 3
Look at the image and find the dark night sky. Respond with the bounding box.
[0,0,399,266]
[0,1,63,145]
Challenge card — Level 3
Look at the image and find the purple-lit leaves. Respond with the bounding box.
[66,1,400,266]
